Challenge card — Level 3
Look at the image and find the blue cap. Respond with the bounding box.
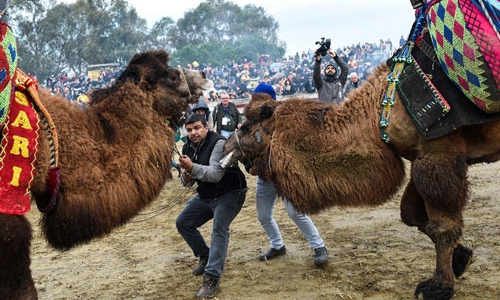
[253,82,276,100]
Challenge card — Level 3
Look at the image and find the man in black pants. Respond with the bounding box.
[176,113,247,298]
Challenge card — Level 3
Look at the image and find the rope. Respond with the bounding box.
[0,0,14,19]
[129,184,193,223]
[476,0,500,41]
[178,67,192,100]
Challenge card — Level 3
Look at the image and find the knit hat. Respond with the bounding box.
[253,82,276,100]
[324,63,339,79]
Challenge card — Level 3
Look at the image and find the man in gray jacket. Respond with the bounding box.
[313,49,349,104]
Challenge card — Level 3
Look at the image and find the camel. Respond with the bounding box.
[220,4,500,297]
[0,46,208,298]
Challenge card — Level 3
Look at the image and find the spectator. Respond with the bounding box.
[313,49,349,104]
[191,96,214,131]
[304,76,316,94]
[281,78,296,96]
[343,72,363,98]
[399,35,407,47]
[213,92,242,138]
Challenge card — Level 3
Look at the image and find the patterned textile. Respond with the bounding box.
[0,80,40,215]
[397,59,450,134]
[0,22,17,127]
[427,0,500,113]
[392,30,500,140]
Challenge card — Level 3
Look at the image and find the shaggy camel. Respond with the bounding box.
[221,72,498,299]
[221,1,500,298]
[0,48,208,299]
[221,55,500,300]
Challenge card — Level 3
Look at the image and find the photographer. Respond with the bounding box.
[313,41,349,104]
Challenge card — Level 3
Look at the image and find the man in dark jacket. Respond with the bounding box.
[212,93,242,137]
[313,49,349,104]
[343,72,363,99]
[176,113,247,298]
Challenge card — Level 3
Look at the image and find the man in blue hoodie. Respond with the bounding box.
[247,82,329,266]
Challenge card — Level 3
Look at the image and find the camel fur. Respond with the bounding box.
[222,63,500,299]
[0,49,208,300]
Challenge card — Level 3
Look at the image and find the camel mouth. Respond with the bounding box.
[220,151,235,168]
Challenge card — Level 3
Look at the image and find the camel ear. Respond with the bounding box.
[118,50,169,85]
[259,104,275,119]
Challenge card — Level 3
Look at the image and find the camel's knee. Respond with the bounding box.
[425,218,463,246]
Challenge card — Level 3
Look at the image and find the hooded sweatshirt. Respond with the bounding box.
[313,55,349,104]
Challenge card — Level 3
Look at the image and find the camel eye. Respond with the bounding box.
[241,121,252,133]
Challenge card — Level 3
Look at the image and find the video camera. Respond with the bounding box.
[315,37,331,56]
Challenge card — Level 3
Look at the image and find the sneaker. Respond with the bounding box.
[192,256,209,276]
[259,245,287,261]
[314,247,328,266]
[196,277,219,298]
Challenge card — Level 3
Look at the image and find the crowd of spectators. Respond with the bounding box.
[39,38,397,104]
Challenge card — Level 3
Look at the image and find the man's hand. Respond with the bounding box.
[327,50,337,58]
[179,155,193,172]
[314,49,321,61]
[181,169,192,183]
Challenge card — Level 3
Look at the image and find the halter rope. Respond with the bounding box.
[178,67,192,100]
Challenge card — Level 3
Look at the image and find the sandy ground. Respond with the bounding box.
[27,159,500,300]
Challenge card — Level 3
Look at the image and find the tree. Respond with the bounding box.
[7,0,284,79]
[9,0,148,80]
[170,0,284,67]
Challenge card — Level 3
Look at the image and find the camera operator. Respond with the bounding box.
[313,47,349,104]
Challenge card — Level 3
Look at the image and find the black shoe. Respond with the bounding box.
[192,256,208,276]
[259,246,287,261]
[196,277,219,298]
[314,247,328,266]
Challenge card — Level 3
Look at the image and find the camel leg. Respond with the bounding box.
[0,214,38,300]
[400,177,473,280]
[407,154,470,300]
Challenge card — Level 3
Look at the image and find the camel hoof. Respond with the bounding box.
[452,244,473,278]
[414,279,454,300]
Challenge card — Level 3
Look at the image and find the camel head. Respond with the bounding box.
[104,49,208,129]
[221,93,281,181]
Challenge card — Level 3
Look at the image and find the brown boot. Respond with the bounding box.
[196,277,219,298]
[192,256,208,276]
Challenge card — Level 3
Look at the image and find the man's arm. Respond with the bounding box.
[233,103,242,128]
[312,49,323,90]
[334,55,350,87]
[189,139,226,183]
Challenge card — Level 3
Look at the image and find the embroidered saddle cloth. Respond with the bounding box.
[427,0,500,113]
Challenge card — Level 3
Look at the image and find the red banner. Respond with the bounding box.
[0,88,40,215]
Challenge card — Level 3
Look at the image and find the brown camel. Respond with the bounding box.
[221,1,500,298]
[0,49,208,299]
[221,65,500,299]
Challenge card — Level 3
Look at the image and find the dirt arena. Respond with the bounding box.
[28,159,500,299]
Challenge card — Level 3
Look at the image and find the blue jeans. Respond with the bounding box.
[220,130,234,138]
[176,188,247,280]
[256,177,325,250]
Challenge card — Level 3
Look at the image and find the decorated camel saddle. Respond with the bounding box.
[0,22,60,216]
[385,0,500,139]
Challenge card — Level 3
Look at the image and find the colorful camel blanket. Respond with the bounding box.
[0,22,17,129]
[427,0,500,113]
[0,73,41,215]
